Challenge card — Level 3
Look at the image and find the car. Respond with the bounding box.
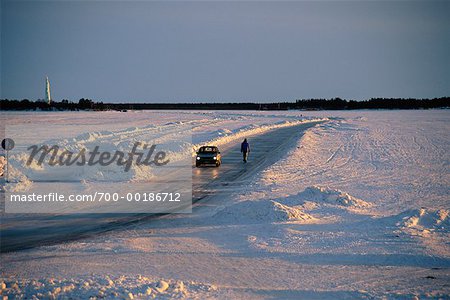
[196,146,221,167]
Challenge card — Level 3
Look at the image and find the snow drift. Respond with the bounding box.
[214,200,315,224]
[397,208,449,232]
[214,186,371,224]
[296,186,372,209]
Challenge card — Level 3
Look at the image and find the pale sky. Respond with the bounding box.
[1,1,449,103]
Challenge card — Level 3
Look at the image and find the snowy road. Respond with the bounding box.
[0,121,319,252]
[192,121,319,202]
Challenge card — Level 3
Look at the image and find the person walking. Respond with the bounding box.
[241,138,250,163]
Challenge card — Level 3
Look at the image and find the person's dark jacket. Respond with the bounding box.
[241,141,250,153]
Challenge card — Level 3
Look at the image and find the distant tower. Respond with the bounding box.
[45,76,52,104]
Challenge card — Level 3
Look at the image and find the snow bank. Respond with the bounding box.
[4,123,192,191]
[1,159,33,192]
[298,186,372,209]
[4,146,155,193]
[397,208,449,233]
[390,208,449,256]
[0,275,218,300]
[214,200,315,224]
[215,186,372,224]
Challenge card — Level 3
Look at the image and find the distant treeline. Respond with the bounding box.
[0,97,449,111]
[0,98,106,111]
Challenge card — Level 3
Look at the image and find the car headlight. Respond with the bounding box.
[196,157,200,160]
[213,156,217,160]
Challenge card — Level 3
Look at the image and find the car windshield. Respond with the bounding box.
[198,147,218,153]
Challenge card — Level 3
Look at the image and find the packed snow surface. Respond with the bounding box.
[1,109,449,299]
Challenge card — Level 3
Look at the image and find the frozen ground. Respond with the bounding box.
[1,109,449,299]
